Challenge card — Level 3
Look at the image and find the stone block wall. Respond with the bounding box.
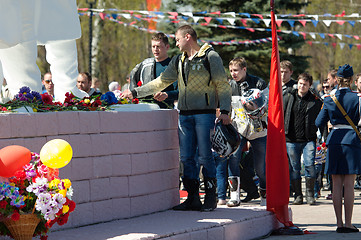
[0,108,180,229]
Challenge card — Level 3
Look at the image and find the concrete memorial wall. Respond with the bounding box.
[0,106,180,230]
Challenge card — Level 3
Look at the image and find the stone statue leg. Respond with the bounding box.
[45,39,87,102]
[0,40,42,97]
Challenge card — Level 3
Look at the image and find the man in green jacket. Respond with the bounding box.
[122,25,231,212]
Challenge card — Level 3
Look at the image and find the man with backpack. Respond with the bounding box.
[122,25,231,212]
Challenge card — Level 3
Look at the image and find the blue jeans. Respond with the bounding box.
[214,152,228,200]
[314,163,323,195]
[286,141,316,180]
[228,136,267,189]
[179,113,216,179]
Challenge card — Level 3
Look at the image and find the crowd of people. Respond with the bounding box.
[6,23,359,233]
[121,25,361,233]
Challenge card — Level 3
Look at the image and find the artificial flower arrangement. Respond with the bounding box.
[0,153,75,240]
[0,86,139,112]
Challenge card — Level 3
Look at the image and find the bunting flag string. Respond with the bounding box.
[78,8,359,19]
[79,11,361,43]
[77,8,361,28]
[79,12,278,46]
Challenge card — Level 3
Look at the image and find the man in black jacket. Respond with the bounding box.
[284,72,322,205]
[129,33,178,109]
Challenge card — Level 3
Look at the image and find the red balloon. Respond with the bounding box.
[0,145,31,177]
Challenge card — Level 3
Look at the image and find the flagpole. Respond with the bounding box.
[266,0,303,235]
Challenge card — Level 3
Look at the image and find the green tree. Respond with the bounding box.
[301,0,361,83]
[165,0,309,82]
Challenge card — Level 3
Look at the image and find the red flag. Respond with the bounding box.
[266,1,292,227]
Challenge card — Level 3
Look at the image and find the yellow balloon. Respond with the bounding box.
[40,139,73,169]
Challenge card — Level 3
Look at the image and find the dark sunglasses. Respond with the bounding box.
[44,80,53,84]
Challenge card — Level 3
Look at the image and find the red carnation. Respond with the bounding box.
[132,98,139,104]
[14,170,27,180]
[11,211,20,221]
[317,146,321,151]
[322,142,326,148]
[46,219,57,228]
[57,213,69,225]
[0,200,7,209]
[41,93,53,105]
[68,200,76,212]
[137,81,142,87]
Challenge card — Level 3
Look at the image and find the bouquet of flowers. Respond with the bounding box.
[0,153,75,240]
[0,86,139,113]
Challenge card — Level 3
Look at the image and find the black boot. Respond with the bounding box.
[173,178,202,211]
[305,177,316,205]
[291,179,303,205]
[201,178,217,212]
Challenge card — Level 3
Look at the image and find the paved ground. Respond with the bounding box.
[265,187,361,240]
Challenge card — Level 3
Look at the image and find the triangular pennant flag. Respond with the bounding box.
[99,12,106,20]
[335,34,343,40]
[332,43,337,48]
[276,20,283,27]
[111,13,118,19]
[216,18,224,24]
[349,44,353,49]
[239,13,251,18]
[307,41,313,46]
[252,14,263,19]
[240,19,247,26]
[182,12,193,17]
[339,43,345,49]
[335,10,345,17]
[224,12,236,18]
[348,21,355,27]
[357,44,361,50]
[319,33,325,39]
[309,33,316,39]
[251,18,260,24]
[336,20,345,25]
[349,13,359,17]
[299,32,307,40]
[226,18,236,25]
[292,31,299,37]
[182,16,189,21]
[193,16,201,23]
[323,20,332,27]
[299,20,307,27]
[139,11,149,15]
[210,11,220,15]
[323,13,332,17]
[345,34,352,38]
[324,42,329,46]
[328,34,335,38]
[287,20,295,27]
[263,19,271,27]
[246,28,255,32]
[134,14,142,19]
[310,15,319,21]
[204,17,212,24]
[311,20,318,27]
[354,35,360,40]
[121,13,132,19]
[168,12,178,18]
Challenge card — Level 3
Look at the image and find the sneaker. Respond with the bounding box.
[218,199,227,205]
[260,197,266,206]
[326,193,332,200]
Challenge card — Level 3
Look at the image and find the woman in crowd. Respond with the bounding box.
[316,64,361,233]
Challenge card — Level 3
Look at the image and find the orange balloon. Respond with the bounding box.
[0,145,31,177]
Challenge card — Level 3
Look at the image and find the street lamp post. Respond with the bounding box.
[86,0,96,74]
